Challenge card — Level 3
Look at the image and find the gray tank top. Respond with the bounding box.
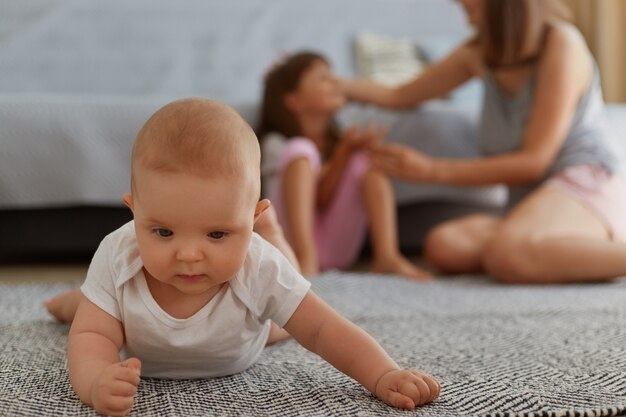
[478,63,621,208]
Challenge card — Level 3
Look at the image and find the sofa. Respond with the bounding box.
[1,0,625,261]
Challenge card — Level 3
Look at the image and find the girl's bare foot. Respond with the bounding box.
[45,288,82,323]
[371,255,433,281]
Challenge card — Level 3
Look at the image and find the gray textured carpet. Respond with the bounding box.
[1,273,626,417]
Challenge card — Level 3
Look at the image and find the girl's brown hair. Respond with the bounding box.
[257,51,340,160]
[478,0,572,69]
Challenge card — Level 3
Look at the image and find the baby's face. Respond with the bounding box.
[128,167,258,296]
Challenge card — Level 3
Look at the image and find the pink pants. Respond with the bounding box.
[546,164,626,242]
[269,138,369,270]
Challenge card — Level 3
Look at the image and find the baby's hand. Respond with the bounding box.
[91,358,142,416]
[374,369,440,410]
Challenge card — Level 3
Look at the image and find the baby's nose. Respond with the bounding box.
[176,243,204,262]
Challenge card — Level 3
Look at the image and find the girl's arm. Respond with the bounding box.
[374,25,590,186]
[343,42,480,109]
[284,291,440,409]
[68,295,141,416]
[316,125,385,208]
[316,139,353,209]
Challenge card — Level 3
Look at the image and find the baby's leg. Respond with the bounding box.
[254,204,301,273]
[361,168,432,280]
[45,288,83,323]
[255,211,296,345]
[266,322,290,345]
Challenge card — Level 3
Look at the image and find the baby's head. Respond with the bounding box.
[124,98,267,294]
[131,97,260,195]
[257,51,345,145]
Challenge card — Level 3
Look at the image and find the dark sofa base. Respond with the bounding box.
[0,201,502,263]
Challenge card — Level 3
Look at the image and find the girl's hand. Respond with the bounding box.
[374,369,440,410]
[91,358,142,417]
[370,143,436,182]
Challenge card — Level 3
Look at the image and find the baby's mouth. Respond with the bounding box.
[177,274,206,282]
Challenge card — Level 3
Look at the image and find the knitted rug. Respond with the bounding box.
[1,273,626,417]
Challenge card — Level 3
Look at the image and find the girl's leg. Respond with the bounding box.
[314,153,369,270]
[423,214,500,274]
[270,138,321,276]
[362,168,433,279]
[46,288,83,323]
[483,185,626,283]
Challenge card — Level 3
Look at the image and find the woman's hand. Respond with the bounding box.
[339,124,388,154]
[370,143,436,182]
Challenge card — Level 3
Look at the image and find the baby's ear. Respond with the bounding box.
[253,199,271,223]
[122,193,134,212]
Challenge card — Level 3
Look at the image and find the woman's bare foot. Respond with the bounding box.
[371,255,433,281]
[45,288,83,323]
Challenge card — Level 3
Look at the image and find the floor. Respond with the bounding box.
[0,263,88,284]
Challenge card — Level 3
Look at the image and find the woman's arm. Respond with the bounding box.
[284,291,440,409]
[343,42,480,109]
[373,25,590,186]
[68,296,141,416]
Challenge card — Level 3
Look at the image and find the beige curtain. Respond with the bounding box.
[565,0,626,103]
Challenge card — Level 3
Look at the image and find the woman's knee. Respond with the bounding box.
[423,225,460,270]
[482,231,542,284]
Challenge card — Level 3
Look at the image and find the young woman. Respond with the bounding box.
[258,52,430,279]
[343,0,626,284]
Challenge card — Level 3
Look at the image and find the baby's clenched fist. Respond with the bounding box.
[91,358,141,416]
[375,369,440,410]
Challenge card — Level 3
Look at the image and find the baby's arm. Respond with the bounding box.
[68,295,141,417]
[284,291,439,410]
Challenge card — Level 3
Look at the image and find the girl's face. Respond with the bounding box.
[455,0,484,27]
[287,60,346,116]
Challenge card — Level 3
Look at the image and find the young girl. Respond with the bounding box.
[258,52,430,279]
[343,0,626,284]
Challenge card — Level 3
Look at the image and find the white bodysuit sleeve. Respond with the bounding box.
[80,237,122,320]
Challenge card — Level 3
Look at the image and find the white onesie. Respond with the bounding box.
[81,221,311,379]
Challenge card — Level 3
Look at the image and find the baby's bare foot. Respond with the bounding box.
[254,204,303,273]
[266,322,291,345]
[45,288,82,323]
[371,256,433,281]
[254,205,282,238]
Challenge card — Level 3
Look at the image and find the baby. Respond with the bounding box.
[64,98,439,416]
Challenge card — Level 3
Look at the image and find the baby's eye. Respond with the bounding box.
[208,231,226,240]
[153,228,173,238]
